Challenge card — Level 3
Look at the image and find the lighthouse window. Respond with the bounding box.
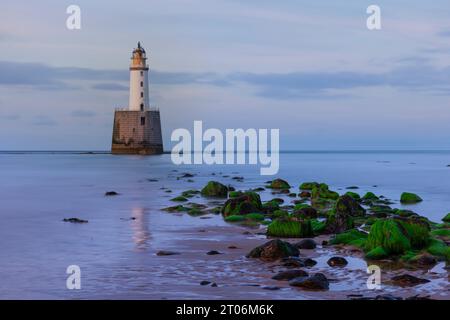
[140,117,145,125]
[140,71,143,76]
[140,103,144,111]
[140,81,143,87]
[141,92,144,98]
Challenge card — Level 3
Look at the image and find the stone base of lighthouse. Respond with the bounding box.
[111,110,163,155]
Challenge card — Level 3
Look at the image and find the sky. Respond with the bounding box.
[1,0,450,150]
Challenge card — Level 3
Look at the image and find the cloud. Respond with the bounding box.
[31,116,57,126]
[71,110,96,117]
[436,29,450,37]
[92,83,128,91]
[1,60,450,100]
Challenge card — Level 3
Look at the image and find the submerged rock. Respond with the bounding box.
[289,273,329,290]
[409,253,437,267]
[294,239,317,250]
[206,250,222,255]
[327,256,348,267]
[272,269,308,281]
[156,250,180,256]
[246,239,299,261]
[63,218,88,223]
[201,181,228,197]
[105,191,119,196]
[390,274,430,287]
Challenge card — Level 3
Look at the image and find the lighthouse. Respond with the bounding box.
[129,42,149,111]
[111,42,163,155]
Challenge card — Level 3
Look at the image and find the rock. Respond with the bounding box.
[156,250,180,256]
[330,229,368,247]
[267,218,313,238]
[211,282,218,287]
[246,239,299,261]
[390,274,430,287]
[374,294,403,300]
[294,239,317,249]
[303,258,318,267]
[335,195,365,217]
[170,196,188,202]
[299,191,311,198]
[322,240,328,246]
[222,192,262,217]
[299,182,319,190]
[281,257,305,267]
[365,246,388,260]
[400,192,423,204]
[289,273,329,290]
[272,269,308,281]
[311,183,339,202]
[362,192,378,201]
[345,192,360,200]
[200,181,228,197]
[63,218,88,223]
[325,209,354,234]
[442,213,450,223]
[269,179,291,189]
[228,245,238,249]
[180,173,195,178]
[200,281,211,286]
[346,186,359,190]
[327,256,348,267]
[105,191,119,196]
[206,250,222,255]
[366,217,430,255]
[262,286,280,290]
[293,207,318,219]
[409,253,437,267]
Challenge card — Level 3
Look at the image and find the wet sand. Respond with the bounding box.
[96,216,449,300]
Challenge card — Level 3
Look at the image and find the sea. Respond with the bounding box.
[0,151,449,299]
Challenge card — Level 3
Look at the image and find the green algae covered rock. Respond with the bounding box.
[345,191,360,200]
[228,190,243,198]
[299,182,320,190]
[362,192,379,201]
[400,192,423,204]
[366,217,430,255]
[335,195,366,217]
[426,239,450,261]
[267,218,313,238]
[201,181,228,197]
[222,192,262,217]
[366,246,388,260]
[330,229,368,247]
[311,183,339,201]
[310,219,326,234]
[325,209,354,234]
[170,196,188,202]
[442,213,450,223]
[269,179,291,189]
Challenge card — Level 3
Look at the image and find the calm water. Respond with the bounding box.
[0,151,449,299]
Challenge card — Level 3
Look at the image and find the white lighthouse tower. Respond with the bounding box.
[129,42,149,111]
[111,42,163,155]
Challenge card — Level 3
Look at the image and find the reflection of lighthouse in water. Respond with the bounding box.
[131,207,150,250]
